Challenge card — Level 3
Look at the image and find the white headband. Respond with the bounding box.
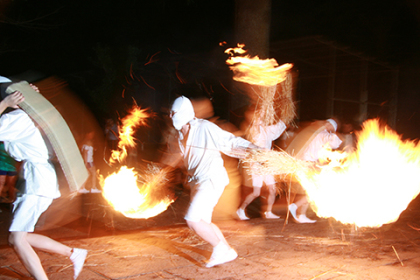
[326,119,338,132]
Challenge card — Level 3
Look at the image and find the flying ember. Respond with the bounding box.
[297,119,420,228]
[100,106,174,219]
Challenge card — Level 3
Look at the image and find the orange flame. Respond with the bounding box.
[101,106,174,219]
[110,107,149,164]
[225,43,293,87]
[100,166,173,219]
[297,119,420,228]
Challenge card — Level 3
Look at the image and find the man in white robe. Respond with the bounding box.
[169,96,259,268]
[237,116,286,220]
[0,77,87,280]
[288,119,342,223]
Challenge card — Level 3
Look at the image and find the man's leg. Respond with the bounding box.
[26,233,88,278]
[186,180,238,267]
[90,166,97,190]
[187,220,221,246]
[237,187,261,220]
[9,231,49,280]
[264,184,280,219]
[26,233,72,256]
[10,231,88,279]
[266,184,277,213]
[209,223,228,246]
[187,220,237,267]
[295,195,309,215]
[239,187,261,210]
[288,194,307,221]
[289,195,316,223]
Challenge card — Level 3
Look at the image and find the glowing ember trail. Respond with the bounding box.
[225,43,293,87]
[297,119,420,228]
[100,106,174,219]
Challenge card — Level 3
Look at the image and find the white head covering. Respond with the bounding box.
[326,119,338,132]
[0,76,11,83]
[170,96,195,130]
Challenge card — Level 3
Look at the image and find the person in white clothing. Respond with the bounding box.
[169,95,260,268]
[288,118,342,223]
[237,110,286,220]
[0,76,87,280]
[79,131,101,193]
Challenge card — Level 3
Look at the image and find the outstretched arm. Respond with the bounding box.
[230,141,265,159]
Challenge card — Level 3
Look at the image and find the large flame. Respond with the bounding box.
[297,119,420,228]
[100,106,174,219]
[100,165,173,219]
[225,43,293,87]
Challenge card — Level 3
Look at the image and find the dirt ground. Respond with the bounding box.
[1,184,420,279]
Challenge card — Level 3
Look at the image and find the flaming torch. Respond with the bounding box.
[297,119,420,228]
[249,119,420,228]
[99,106,174,219]
[225,43,295,126]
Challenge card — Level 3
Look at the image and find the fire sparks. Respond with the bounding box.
[225,43,293,87]
[100,106,174,219]
[297,119,420,228]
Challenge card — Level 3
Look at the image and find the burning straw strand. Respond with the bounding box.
[392,245,404,266]
[242,149,312,179]
[309,265,346,280]
[407,223,420,231]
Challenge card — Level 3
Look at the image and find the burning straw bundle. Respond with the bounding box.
[251,71,295,127]
[242,149,313,180]
[100,162,175,219]
[225,43,296,127]
[136,163,175,202]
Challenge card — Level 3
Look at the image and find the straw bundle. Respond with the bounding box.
[242,149,312,180]
[251,71,296,127]
[137,163,174,201]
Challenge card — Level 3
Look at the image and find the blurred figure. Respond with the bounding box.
[237,109,286,220]
[104,118,119,159]
[190,97,214,119]
[0,141,18,204]
[286,119,342,223]
[169,96,260,268]
[339,121,356,153]
[278,125,297,150]
[0,77,87,280]
[79,131,101,193]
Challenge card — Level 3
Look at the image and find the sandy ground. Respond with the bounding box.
[1,186,420,279]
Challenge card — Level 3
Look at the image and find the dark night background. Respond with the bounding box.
[0,0,420,139]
